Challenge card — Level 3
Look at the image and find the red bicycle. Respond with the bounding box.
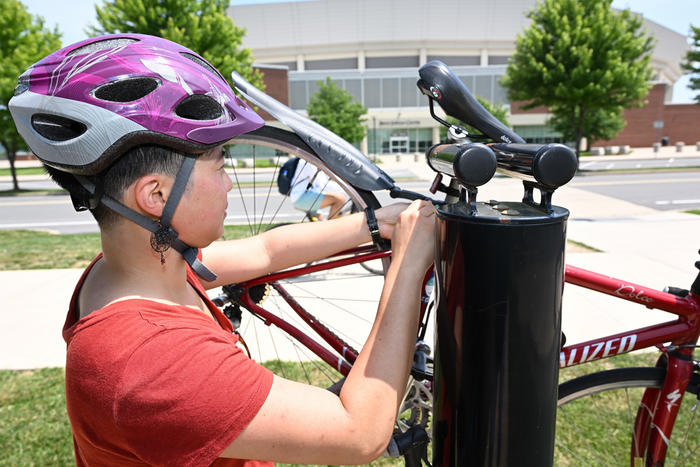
[558,264,700,465]
[216,68,700,465]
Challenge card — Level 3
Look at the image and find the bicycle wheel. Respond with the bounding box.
[556,366,700,465]
[221,126,387,384]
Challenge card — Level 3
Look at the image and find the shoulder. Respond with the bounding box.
[66,300,274,466]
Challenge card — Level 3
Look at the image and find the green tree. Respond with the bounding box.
[89,0,263,90]
[0,0,61,191]
[439,96,510,140]
[307,77,368,145]
[681,24,700,105]
[501,0,654,159]
[549,105,625,150]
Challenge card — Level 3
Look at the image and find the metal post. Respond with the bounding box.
[432,200,568,466]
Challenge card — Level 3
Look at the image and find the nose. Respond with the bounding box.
[225,169,233,192]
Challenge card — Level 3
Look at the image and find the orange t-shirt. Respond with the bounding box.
[62,255,274,466]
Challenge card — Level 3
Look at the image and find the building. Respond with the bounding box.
[229,0,697,153]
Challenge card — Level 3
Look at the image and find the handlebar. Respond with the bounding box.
[491,143,578,189]
[426,142,497,188]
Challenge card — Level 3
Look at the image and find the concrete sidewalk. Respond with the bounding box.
[1,160,699,369]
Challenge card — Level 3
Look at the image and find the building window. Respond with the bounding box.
[369,128,434,155]
[366,56,420,69]
[493,80,508,105]
[400,77,421,107]
[307,79,321,100]
[364,78,381,108]
[512,125,563,144]
[382,78,400,107]
[474,75,493,101]
[269,61,297,71]
[427,55,480,66]
[389,135,409,153]
[290,81,307,109]
[305,58,358,70]
[488,56,510,65]
[343,79,362,104]
[458,75,476,93]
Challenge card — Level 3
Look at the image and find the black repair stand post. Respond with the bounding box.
[431,198,568,466]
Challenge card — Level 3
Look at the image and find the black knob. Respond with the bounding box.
[453,143,497,187]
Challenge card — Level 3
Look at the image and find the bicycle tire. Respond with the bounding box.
[223,125,384,379]
[556,366,700,465]
[223,126,433,465]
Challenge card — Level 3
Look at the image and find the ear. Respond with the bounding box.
[132,174,174,219]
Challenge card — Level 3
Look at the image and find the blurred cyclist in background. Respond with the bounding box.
[286,157,348,220]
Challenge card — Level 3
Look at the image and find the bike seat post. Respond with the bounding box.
[432,198,569,466]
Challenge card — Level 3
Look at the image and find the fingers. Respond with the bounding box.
[390,200,436,269]
[403,200,436,219]
[418,201,436,217]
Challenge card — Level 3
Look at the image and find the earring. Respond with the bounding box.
[150,222,175,265]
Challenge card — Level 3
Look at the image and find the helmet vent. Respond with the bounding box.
[175,94,224,120]
[180,52,222,79]
[67,38,138,57]
[31,114,87,142]
[93,77,160,102]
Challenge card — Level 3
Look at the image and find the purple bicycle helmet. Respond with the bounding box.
[9,34,265,280]
[10,33,263,174]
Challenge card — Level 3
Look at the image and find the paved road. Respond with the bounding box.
[1,169,698,233]
[568,171,700,212]
[578,157,700,171]
[0,188,311,234]
[386,171,700,212]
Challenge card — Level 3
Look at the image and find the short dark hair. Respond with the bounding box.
[45,145,186,229]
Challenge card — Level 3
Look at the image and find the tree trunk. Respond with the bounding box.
[0,140,20,191]
[574,105,586,171]
[570,107,581,170]
[8,151,19,191]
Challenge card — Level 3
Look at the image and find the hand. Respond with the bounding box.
[389,200,436,275]
[374,202,410,239]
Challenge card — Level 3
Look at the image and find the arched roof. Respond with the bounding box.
[229,0,688,82]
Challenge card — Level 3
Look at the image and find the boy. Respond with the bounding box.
[10,34,435,465]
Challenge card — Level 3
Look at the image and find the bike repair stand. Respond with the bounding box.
[432,181,568,466]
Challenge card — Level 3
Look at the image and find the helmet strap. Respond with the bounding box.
[73,159,218,282]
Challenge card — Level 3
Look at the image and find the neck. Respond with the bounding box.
[99,220,190,299]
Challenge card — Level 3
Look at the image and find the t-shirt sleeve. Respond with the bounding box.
[113,326,274,466]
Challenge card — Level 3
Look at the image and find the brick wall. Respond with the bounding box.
[662,103,700,145]
[251,65,289,121]
[511,84,700,147]
[597,86,700,147]
[597,84,666,147]
[510,101,549,115]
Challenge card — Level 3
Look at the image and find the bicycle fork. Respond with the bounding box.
[634,350,696,466]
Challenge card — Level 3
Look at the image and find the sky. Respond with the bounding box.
[22,0,700,103]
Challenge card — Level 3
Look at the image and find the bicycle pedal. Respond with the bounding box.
[384,425,430,458]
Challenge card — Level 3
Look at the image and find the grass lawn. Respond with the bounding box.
[0,188,65,197]
[0,225,261,270]
[0,167,46,177]
[0,353,670,465]
[686,209,700,215]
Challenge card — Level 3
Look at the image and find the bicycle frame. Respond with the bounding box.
[562,264,700,463]
[233,245,394,375]
[562,265,700,369]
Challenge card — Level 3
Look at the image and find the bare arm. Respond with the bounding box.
[200,204,407,289]
[220,200,436,464]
